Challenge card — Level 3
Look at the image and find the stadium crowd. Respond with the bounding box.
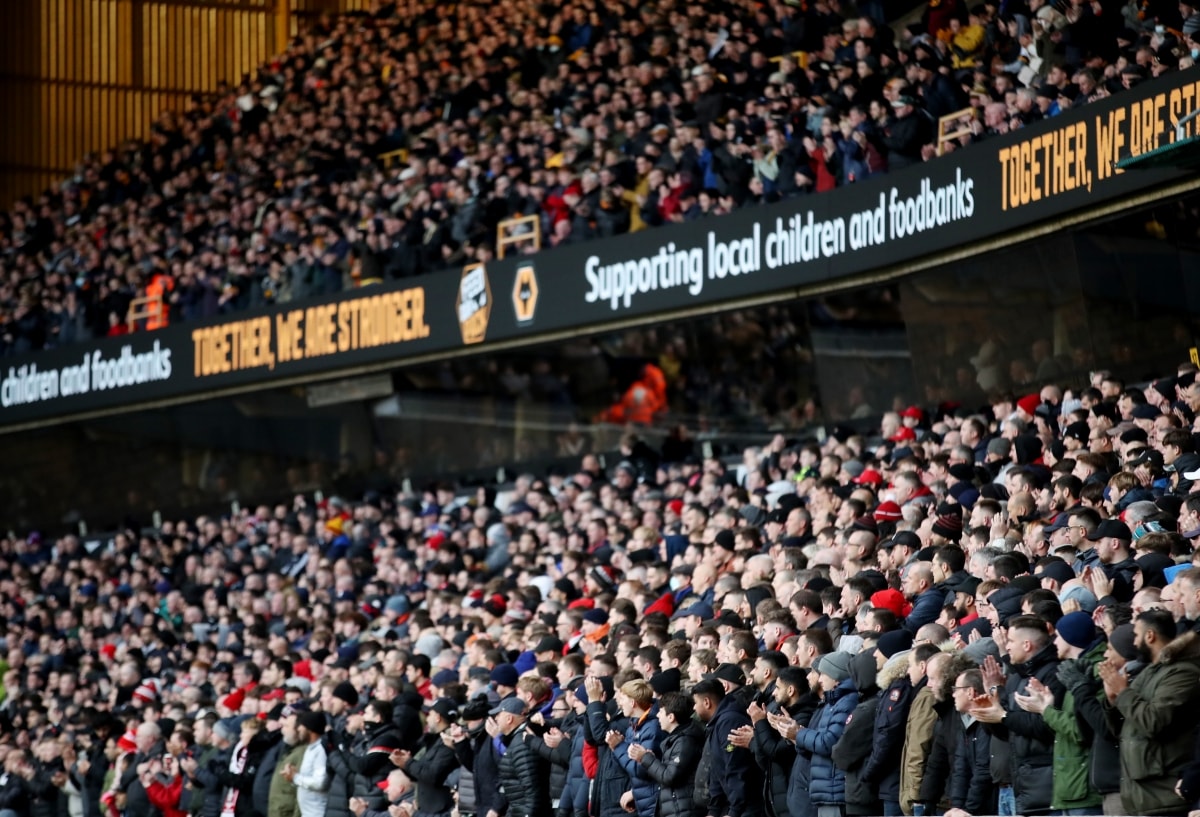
[7,366,1200,817]
[1,0,1198,352]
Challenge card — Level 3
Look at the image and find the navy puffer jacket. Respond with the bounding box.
[613,707,662,817]
[795,678,859,806]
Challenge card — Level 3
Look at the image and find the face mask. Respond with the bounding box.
[669,576,686,591]
[1192,48,1199,58]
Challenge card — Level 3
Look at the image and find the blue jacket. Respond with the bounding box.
[904,588,944,634]
[556,715,589,815]
[795,679,859,806]
[704,694,760,817]
[614,707,662,817]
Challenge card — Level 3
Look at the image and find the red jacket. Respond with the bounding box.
[146,775,188,817]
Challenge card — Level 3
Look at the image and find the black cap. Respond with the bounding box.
[704,663,746,686]
[429,698,459,722]
[534,636,564,654]
[881,530,922,550]
[1087,519,1132,542]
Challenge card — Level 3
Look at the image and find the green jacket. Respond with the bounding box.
[268,742,308,817]
[1110,629,1200,816]
[1042,639,1105,809]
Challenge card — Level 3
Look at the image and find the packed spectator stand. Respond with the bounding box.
[7,367,1200,817]
[0,0,1197,353]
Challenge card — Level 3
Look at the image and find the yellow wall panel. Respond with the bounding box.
[0,0,299,207]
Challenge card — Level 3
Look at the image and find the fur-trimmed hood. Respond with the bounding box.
[1158,629,1200,664]
[877,650,911,688]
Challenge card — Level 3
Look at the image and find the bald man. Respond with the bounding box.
[902,564,942,634]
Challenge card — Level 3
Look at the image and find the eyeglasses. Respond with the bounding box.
[953,685,976,691]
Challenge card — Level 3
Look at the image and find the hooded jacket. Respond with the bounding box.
[795,677,859,806]
[831,650,882,816]
[859,656,914,803]
[1110,630,1200,815]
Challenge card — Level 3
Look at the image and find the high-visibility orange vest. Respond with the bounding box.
[144,273,174,330]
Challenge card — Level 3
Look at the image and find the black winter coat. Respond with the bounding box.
[0,772,28,817]
[554,715,589,817]
[529,713,578,808]
[452,728,504,817]
[326,728,361,817]
[406,733,458,817]
[253,739,283,817]
[881,112,931,171]
[860,671,915,802]
[832,692,882,815]
[191,745,231,817]
[834,648,884,816]
[348,723,405,807]
[496,724,551,817]
[1068,659,1124,795]
[642,721,705,817]
[989,642,1064,815]
[215,732,277,817]
[704,695,761,817]
[753,698,815,817]
[950,717,995,814]
[72,743,109,817]
[24,763,63,817]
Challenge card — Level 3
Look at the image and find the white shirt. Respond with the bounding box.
[292,739,330,817]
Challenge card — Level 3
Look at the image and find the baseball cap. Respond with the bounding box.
[704,663,746,686]
[1086,519,1132,542]
[489,697,527,717]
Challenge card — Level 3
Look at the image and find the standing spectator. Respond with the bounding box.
[393,698,458,817]
[748,665,818,817]
[692,679,758,817]
[861,636,917,816]
[971,616,1063,816]
[775,652,859,817]
[1102,610,1200,816]
[1012,612,1105,814]
[491,698,551,817]
[832,651,884,817]
[607,680,661,817]
[630,691,704,817]
[266,711,307,817]
[948,668,995,815]
[900,645,941,815]
[287,713,331,817]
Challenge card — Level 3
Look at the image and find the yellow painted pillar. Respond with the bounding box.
[275,0,291,52]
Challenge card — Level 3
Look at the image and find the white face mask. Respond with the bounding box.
[669,576,686,591]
